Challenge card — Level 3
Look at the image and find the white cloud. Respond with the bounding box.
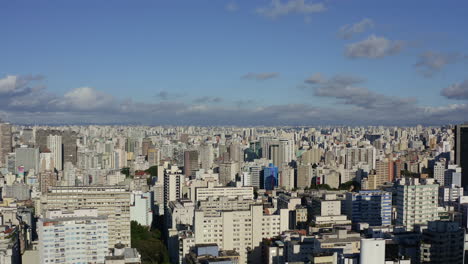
[0,75,18,93]
[415,51,466,77]
[441,80,468,100]
[345,35,404,59]
[57,87,116,111]
[338,18,374,40]
[256,0,326,19]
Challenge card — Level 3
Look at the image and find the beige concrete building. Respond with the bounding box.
[194,204,289,264]
[41,186,131,248]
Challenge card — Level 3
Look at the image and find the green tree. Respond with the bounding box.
[131,221,170,264]
[145,166,159,177]
[121,167,131,178]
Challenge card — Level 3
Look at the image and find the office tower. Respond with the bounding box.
[15,147,39,173]
[455,124,468,187]
[418,221,465,264]
[279,138,294,164]
[279,165,295,190]
[200,143,214,170]
[262,163,278,190]
[345,190,392,226]
[248,164,261,188]
[219,161,237,186]
[395,178,439,230]
[147,148,160,166]
[40,150,55,172]
[269,144,280,166]
[0,122,12,167]
[42,186,131,248]
[47,134,63,171]
[297,164,313,188]
[360,238,385,264]
[228,143,242,162]
[38,209,108,264]
[141,138,152,157]
[35,130,78,165]
[184,150,199,178]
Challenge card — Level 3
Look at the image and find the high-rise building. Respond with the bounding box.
[249,164,261,188]
[418,221,465,264]
[42,186,131,248]
[184,150,199,178]
[147,148,160,166]
[455,124,468,187]
[269,144,280,166]
[40,171,58,194]
[130,191,153,226]
[219,161,237,186]
[345,190,392,226]
[395,178,439,230]
[433,160,447,186]
[47,134,63,171]
[200,143,214,170]
[194,204,289,264]
[0,122,12,167]
[141,138,152,157]
[36,129,77,165]
[15,147,39,173]
[278,138,294,165]
[262,163,278,190]
[296,164,313,189]
[38,209,109,264]
[164,166,184,206]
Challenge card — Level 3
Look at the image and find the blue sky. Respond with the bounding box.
[1,0,468,125]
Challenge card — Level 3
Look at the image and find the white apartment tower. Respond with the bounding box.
[38,209,108,264]
[47,134,63,171]
[395,178,439,230]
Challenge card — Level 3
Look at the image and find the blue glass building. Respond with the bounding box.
[262,163,279,190]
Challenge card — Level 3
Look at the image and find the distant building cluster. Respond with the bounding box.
[1,121,468,263]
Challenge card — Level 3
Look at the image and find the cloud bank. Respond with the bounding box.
[0,74,466,126]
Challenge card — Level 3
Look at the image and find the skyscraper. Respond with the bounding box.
[262,163,278,191]
[0,122,12,167]
[47,134,63,171]
[15,147,40,173]
[455,124,468,187]
[35,129,78,165]
[184,150,199,178]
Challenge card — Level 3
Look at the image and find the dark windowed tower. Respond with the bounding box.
[455,124,468,187]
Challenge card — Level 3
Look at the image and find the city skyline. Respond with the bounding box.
[1,0,468,125]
